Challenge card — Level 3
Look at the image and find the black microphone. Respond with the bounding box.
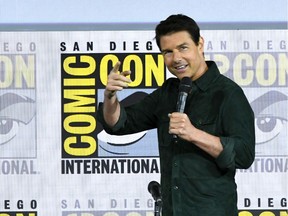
[148,181,162,202]
[173,77,193,142]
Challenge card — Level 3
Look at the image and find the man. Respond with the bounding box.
[97,14,255,216]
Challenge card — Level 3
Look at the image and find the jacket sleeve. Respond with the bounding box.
[96,89,162,135]
[216,88,255,170]
[96,102,128,134]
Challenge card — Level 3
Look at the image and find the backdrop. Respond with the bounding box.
[0,27,287,216]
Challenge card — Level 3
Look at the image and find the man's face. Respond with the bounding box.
[160,31,206,80]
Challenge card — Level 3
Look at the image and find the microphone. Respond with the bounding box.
[173,77,193,142]
[148,181,162,202]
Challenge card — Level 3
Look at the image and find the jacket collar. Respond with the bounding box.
[194,61,220,92]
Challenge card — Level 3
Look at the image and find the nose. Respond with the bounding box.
[172,50,181,63]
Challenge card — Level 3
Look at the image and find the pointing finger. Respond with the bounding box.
[111,61,121,74]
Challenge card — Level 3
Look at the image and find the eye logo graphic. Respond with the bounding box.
[0,92,36,158]
[97,91,159,157]
[250,90,288,156]
[97,89,288,157]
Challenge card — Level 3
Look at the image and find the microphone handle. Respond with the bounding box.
[176,92,188,113]
[173,92,188,143]
[173,134,178,142]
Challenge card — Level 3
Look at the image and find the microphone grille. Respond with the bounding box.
[148,181,160,193]
[179,77,193,93]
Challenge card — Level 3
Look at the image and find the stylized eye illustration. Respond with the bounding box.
[255,115,287,144]
[0,118,20,145]
[0,93,35,145]
[250,91,287,145]
[97,91,148,155]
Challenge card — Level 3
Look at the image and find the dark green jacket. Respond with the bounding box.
[97,61,255,216]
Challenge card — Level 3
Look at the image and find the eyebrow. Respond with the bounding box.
[161,42,189,53]
[0,93,34,110]
[0,93,35,124]
[250,90,288,115]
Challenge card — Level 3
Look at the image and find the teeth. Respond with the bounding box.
[176,65,185,69]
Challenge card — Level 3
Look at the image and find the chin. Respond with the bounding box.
[178,74,191,80]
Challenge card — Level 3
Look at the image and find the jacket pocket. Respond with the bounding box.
[191,113,219,135]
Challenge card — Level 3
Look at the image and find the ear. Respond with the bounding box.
[198,36,204,51]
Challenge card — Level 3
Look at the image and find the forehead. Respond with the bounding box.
[159,31,194,49]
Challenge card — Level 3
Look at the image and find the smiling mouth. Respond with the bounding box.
[174,64,187,71]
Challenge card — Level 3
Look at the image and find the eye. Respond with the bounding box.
[249,90,288,148]
[97,91,159,157]
[0,93,35,145]
[162,50,172,57]
[179,45,188,51]
[255,115,287,144]
[0,118,20,145]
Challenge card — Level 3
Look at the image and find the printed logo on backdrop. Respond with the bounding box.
[62,210,154,216]
[0,212,37,216]
[0,42,38,175]
[204,37,288,214]
[205,51,288,159]
[59,30,288,215]
[211,51,288,169]
[61,210,288,216]
[60,38,288,177]
[0,199,38,216]
[60,40,165,175]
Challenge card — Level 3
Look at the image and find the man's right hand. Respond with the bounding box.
[104,61,132,99]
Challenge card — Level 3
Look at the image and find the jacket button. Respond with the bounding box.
[173,186,179,190]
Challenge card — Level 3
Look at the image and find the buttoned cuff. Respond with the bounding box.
[96,102,127,133]
[215,137,235,171]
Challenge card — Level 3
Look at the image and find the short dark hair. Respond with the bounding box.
[155,14,200,50]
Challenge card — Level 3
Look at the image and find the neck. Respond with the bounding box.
[192,62,208,81]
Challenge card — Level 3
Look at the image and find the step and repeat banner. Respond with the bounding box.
[0,29,287,216]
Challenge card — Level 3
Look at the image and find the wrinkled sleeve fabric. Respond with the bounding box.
[97,102,128,134]
[216,88,255,170]
[97,88,162,136]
